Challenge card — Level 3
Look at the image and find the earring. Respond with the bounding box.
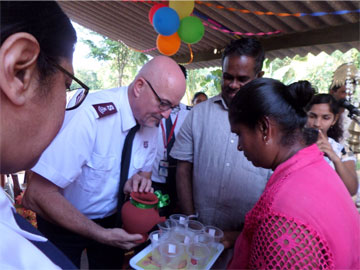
[263,135,268,145]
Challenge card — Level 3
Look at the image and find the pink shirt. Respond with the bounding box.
[228,144,360,269]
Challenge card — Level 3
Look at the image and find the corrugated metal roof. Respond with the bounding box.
[58,1,359,69]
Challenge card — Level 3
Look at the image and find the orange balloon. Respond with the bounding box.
[156,33,181,56]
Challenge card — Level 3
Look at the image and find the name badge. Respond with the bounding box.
[159,160,169,177]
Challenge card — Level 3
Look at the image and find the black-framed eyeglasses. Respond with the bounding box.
[47,58,89,111]
[144,79,180,113]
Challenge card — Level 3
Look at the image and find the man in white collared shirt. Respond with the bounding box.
[23,56,186,268]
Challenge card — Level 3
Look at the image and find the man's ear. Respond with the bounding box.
[132,77,145,98]
[257,71,265,78]
[0,33,40,106]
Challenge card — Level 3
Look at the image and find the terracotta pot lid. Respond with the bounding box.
[130,192,159,205]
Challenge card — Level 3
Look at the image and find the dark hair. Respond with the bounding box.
[178,64,187,79]
[222,38,265,75]
[192,92,208,103]
[1,1,77,80]
[305,94,343,142]
[229,78,315,146]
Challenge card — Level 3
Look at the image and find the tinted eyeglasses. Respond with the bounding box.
[47,58,89,111]
[144,79,180,113]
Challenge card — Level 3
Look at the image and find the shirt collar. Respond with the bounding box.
[213,94,229,110]
[121,86,137,132]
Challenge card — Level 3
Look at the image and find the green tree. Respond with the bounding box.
[75,69,103,90]
[185,68,221,104]
[82,33,148,87]
[263,48,359,94]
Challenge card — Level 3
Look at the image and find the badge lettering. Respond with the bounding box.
[92,102,118,118]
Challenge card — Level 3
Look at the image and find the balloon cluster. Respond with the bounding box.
[149,1,205,56]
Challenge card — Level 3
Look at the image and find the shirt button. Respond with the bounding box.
[230,139,234,143]
[225,163,230,167]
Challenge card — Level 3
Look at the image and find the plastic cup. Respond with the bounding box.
[194,232,213,245]
[159,241,186,269]
[149,230,168,248]
[169,214,189,231]
[204,225,224,243]
[194,231,217,256]
[171,230,192,246]
[157,219,177,237]
[186,220,204,237]
[186,242,211,269]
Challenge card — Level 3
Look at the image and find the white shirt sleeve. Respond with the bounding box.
[31,107,98,188]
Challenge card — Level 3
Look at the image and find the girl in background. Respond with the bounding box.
[305,94,358,195]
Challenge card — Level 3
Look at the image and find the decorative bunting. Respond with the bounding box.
[203,22,282,36]
[195,1,360,17]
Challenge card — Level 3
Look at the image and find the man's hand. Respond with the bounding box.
[123,173,153,194]
[221,230,241,249]
[96,227,143,250]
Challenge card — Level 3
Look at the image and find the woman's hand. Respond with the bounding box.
[316,130,340,163]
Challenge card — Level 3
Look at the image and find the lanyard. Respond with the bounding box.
[160,114,179,149]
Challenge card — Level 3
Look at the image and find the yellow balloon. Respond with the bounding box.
[169,0,194,20]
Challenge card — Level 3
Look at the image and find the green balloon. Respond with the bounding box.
[178,16,205,44]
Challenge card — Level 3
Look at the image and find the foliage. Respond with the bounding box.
[263,49,360,94]
[184,67,221,104]
[73,69,103,91]
[82,32,148,87]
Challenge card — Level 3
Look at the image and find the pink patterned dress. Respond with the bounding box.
[228,144,360,269]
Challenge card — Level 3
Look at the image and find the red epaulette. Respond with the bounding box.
[92,102,118,118]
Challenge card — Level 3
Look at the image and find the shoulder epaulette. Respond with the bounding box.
[92,102,117,118]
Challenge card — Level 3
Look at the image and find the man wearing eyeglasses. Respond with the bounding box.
[23,56,186,269]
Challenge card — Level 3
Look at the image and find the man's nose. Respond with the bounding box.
[160,109,171,119]
[229,79,241,89]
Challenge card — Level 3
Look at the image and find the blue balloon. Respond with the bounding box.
[153,7,180,36]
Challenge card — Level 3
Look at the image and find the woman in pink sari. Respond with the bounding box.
[228,78,359,269]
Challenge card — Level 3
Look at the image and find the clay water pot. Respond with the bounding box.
[121,192,166,242]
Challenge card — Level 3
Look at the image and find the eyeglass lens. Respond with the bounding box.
[66,88,87,110]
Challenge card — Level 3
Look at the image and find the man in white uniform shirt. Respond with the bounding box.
[23,56,186,268]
